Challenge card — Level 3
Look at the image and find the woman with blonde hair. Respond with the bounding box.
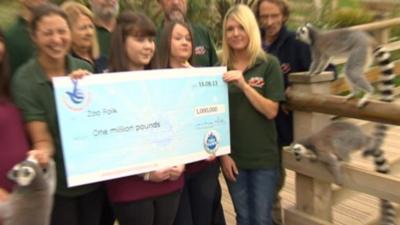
[61,1,107,73]
[219,4,285,225]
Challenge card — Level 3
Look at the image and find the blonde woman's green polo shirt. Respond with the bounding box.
[228,55,285,169]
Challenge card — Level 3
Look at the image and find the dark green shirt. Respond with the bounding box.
[11,55,99,197]
[228,55,285,169]
[5,17,36,75]
[96,25,111,58]
[157,22,218,67]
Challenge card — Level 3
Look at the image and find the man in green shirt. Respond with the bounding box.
[88,0,119,58]
[5,0,48,74]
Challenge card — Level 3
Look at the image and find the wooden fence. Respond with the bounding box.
[282,71,400,225]
[330,18,400,94]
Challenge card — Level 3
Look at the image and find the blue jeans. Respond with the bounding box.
[226,168,280,225]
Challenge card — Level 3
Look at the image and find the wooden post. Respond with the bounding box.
[289,71,335,140]
[286,71,335,223]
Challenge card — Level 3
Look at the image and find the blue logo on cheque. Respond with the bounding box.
[204,130,220,154]
[63,79,91,112]
[66,79,85,104]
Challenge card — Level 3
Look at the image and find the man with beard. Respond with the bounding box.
[252,1,335,224]
[5,0,48,74]
[156,2,224,225]
[89,0,119,58]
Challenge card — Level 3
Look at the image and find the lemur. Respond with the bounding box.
[290,121,397,225]
[289,121,370,185]
[296,23,394,108]
[0,157,56,225]
[295,23,397,225]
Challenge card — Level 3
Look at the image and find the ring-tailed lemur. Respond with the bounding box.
[0,157,56,225]
[295,23,392,108]
[290,122,396,225]
[289,121,371,185]
[296,23,397,225]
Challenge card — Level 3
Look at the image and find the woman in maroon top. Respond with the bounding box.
[105,11,184,225]
[157,20,220,225]
[0,28,30,223]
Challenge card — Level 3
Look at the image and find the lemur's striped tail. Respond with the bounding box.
[381,199,397,225]
[364,48,397,225]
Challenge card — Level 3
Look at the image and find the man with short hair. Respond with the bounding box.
[5,0,48,74]
[88,0,119,58]
[156,1,224,225]
[253,1,335,224]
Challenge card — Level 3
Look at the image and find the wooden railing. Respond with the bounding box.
[283,72,400,225]
[330,18,400,94]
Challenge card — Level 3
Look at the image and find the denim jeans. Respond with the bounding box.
[226,167,280,225]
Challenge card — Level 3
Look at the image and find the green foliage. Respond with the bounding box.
[0,1,19,29]
[319,7,374,28]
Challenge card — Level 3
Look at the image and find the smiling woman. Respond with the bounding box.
[10,3,107,225]
[105,11,185,225]
[220,4,285,225]
[61,2,108,73]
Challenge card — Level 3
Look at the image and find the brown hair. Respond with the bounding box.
[253,0,290,22]
[0,29,10,101]
[30,3,71,34]
[156,20,194,68]
[109,11,157,72]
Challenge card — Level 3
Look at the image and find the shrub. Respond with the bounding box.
[320,7,374,28]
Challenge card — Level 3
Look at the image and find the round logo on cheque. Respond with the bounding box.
[204,130,220,154]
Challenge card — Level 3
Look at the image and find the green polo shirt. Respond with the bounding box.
[11,55,99,197]
[157,22,218,67]
[5,17,36,75]
[228,55,285,169]
[96,25,111,58]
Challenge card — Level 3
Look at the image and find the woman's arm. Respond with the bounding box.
[25,121,54,166]
[223,70,279,119]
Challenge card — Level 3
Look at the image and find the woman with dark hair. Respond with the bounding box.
[105,11,184,225]
[0,28,30,224]
[156,20,220,225]
[11,3,104,225]
[156,20,194,69]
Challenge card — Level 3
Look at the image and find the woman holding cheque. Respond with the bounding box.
[105,11,184,225]
[219,4,285,225]
[157,20,221,225]
[11,3,105,225]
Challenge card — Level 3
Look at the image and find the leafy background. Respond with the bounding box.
[0,0,399,47]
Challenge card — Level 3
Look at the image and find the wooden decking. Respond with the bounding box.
[221,117,400,225]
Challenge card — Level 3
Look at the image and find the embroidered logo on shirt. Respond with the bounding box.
[195,46,206,56]
[248,77,265,88]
